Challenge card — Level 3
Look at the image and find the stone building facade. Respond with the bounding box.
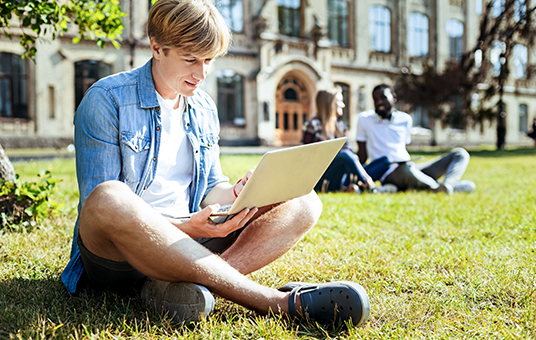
[1,0,535,148]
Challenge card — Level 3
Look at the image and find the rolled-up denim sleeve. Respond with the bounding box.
[74,85,122,205]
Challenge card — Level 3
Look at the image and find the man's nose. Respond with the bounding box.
[193,62,209,81]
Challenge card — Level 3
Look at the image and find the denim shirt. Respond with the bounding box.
[61,59,228,294]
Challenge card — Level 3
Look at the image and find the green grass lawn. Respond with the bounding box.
[1,149,535,339]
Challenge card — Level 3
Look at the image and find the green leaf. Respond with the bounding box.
[72,35,81,44]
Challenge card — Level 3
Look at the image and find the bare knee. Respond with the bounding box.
[293,191,323,229]
[81,180,135,231]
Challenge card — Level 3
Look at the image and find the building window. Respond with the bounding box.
[408,13,429,57]
[491,0,505,17]
[514,0,526,22]
[493,0,526,20]
[277,0,300,38]
[446,19,464,60]
[216,70,245,126]
[412,106,429,128]
[513,44,528,79]
[328,0,349,47]
[48,86,55,119]
[215,0,243,32]
[75,60,112,110]
[449,95,465,129]
[519,104,528,133]
[490,40,506,76]
[369,5,391,52]
[0,52,28,119]
[335,82,350,126]
[475,0,483,14]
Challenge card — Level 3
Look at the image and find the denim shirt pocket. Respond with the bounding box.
[198,134,219,175]
[121,132,151,184]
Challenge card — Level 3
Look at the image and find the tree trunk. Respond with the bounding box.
[496,101,507,151]
[0,143,16,183]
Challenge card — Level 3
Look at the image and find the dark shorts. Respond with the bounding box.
[77,214,244,291]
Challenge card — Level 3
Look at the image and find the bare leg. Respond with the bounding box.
[78,181,317,314]
[221,190,322,274]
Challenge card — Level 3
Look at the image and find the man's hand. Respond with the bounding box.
[232,170,254,198]
[172,204,258,239]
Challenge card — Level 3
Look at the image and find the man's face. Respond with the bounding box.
[151,38,214,99]
[373,88,396,119]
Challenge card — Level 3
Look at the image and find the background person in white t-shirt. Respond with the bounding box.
[355,84,476,194]
[63,0,370,328]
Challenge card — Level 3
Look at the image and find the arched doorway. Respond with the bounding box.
[275,74,311,146]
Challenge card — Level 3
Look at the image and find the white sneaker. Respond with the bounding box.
[141,278,214,323]
[453,180,476,193]
[375,184,398,193]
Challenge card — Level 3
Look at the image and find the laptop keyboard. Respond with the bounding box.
[217,204,232,213]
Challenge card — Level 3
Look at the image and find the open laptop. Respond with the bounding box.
[187,137,346,217]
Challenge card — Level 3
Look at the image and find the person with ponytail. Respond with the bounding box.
[303,87,389,193]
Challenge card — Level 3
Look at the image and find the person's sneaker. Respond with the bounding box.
[375,184,398,193]
[430,183,453,194]
[140,278,214,323]
[343,183,362,194]
[453,180,476,193]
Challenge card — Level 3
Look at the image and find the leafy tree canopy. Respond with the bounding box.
[0,0,126,59]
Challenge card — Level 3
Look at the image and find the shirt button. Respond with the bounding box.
[156,107,160,111]
[153,157,157,161]
[156,126,160,131]
[143,186,147,190]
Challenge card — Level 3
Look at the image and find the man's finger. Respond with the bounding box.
[196,204,220,219]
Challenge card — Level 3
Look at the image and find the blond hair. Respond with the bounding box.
[315,87,345,140]
[148,0,231,58]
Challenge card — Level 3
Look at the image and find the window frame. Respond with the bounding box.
[513,44,528,79]
[369,5,391,53]
[215,0,244,33]
[216,70,246,127]
[408,12,429,57]
[519,103,528,133]
[328,0,351,47]
[74,59,112,110]
[334,82,351,127]
[0,52,29,120]
[446,19,464,61]
[277,0,302,38]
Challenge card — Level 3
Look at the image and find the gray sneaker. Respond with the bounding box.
[375,184,398,193]
[141,278,214,323]
[453,180,476,193]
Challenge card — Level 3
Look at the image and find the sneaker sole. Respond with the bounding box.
[141,279,215,323]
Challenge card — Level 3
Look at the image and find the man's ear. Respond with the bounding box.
[150,37,162,59]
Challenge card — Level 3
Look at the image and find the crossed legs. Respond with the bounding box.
[78,180,322,315]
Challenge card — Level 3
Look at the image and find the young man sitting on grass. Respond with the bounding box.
[356,84,476,194]
[61,0,370,327]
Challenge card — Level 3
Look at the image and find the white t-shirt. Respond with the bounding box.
[141,92,194,218]
[355,110,412,179]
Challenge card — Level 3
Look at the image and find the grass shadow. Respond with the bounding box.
[0,278,153,338]
[0,277,362,338]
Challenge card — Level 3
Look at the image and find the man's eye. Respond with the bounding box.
[204,59,213,64]
[186,59,196,63]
